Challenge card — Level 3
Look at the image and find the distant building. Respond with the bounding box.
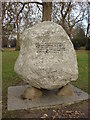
[2,34,16,48]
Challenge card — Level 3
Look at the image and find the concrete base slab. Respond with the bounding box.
[7,84,88,111]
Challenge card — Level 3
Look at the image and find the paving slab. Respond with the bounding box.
[7,84,88,111]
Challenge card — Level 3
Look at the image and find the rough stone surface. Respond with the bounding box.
[14,21,78,90]
[22,87,42,100]
[57,84,74,96]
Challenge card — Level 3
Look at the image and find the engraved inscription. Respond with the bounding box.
[35,42,65,53]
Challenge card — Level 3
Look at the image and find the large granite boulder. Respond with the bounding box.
[14,21,78,90]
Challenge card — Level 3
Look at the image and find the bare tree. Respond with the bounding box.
[52,2,87,38]
[2,1,87,49]
[2,2,16,47]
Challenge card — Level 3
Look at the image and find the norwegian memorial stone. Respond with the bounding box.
[14,21,78,90]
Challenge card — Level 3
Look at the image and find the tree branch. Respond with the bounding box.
[63,2,71,19]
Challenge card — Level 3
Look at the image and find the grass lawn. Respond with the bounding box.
[2,49,89,94]
[2,50,20,93]
[72,50,89,93]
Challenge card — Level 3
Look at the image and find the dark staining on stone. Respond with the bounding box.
[35,42,65,53]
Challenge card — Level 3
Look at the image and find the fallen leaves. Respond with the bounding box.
[41,113,48,118]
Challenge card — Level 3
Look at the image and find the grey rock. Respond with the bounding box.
[14,21,78,90]
[57,84,74,96]
[22,87,42,100]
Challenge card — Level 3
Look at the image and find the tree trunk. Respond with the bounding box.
[16,16,20,50]
[42,2,52,21]
[68,27,72,39]
[61,18,66,30]
[86,2,90,50]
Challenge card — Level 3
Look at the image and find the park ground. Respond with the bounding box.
[2,49,90,119]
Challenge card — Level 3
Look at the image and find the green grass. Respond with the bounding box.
[72,50,89,93]
[2,50,19,92]
[2,49,89,94]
